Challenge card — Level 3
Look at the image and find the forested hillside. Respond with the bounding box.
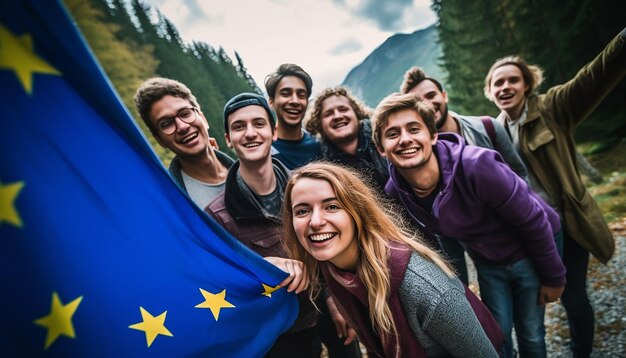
[64,0,259,164]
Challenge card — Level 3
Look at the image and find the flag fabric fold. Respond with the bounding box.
[0,1,297,356]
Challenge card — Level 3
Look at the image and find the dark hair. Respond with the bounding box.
[264,64,313,99]
[400,67,444,94]
[371,92,437,151]
[134,77,200,136]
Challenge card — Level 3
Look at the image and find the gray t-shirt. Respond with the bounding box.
[181,171,226,209]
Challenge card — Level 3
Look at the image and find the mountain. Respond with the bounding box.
[342,24,445,108]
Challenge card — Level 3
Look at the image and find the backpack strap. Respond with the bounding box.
[481,116,497,146]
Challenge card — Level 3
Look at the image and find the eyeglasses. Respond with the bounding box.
[156,107,198,135]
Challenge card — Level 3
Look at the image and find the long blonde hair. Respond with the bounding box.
[282,162,453,341]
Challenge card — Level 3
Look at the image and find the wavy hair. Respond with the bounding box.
[304,86,371,136]
[484,55,544,101]
[282,162,453,343]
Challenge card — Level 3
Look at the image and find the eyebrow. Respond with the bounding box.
[155,107,189,122]
[292,196,338,208]
[385,121,421,131]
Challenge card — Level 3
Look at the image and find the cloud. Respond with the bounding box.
[329,38,363,56]
[332,0,433,32]
[356,0,413,31]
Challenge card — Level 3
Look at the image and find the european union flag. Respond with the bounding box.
[0,1,298,356]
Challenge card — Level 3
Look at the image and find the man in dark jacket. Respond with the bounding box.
[206,93,351,357]
[306,86,388,192]
[372,92,565,358]
[134,77,234,208]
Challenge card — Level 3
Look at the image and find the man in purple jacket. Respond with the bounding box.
[371,92,566,358]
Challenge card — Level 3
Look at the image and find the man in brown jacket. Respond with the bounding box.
[484,28,625,358]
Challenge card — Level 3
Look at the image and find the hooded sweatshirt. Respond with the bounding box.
[385,133,565,287]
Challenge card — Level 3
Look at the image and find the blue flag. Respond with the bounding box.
[0,1,298,356]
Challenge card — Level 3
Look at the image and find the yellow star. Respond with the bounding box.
[0,180,24,228]
[261,283,281,298]
[0,25,60,94]
[195,288,235,321]
[129,307,173,347]
[34,292,83,349]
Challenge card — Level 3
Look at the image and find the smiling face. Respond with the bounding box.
[378,108,437,171]
[149,95,209,158]
[225,105,277,165]
[269,76,308,129]
[320,95,360,146]
[290,177,358,271]
[409,80,449,129]
[489,64,529,119]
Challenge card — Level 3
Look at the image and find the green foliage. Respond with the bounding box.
[64,0,261,164]
[434,0,626,141]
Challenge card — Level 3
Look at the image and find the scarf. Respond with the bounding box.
[321,242,504,357]
[320,242,427,358]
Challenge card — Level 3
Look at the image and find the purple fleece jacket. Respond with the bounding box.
[385,133,566,287]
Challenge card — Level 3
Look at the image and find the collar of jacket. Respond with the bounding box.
[387,132,464,215]
[223,157,290,223]
[321,118,372,158]
[168,149,236,192]
[523,95,542,125]
[496,97,540,127]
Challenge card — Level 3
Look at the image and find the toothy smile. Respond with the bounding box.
[331,121,348,129]
[285,108,301,115]
[180,133,198,144]
[243,142,262,148]
[398,148,418,155]
[308,233,336,242]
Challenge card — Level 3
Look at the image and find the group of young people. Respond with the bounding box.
[133,29,625,357]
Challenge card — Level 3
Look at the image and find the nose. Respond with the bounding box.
[288,93,299,104]
[398,129,412,145]
[309,208,326,229]
[244,123,257,139]
[174,116,191,133]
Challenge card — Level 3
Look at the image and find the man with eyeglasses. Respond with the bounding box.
[134,77,234,208]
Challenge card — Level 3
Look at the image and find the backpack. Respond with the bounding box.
[481,116,497,146]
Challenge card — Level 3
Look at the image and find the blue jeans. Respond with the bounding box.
[474,257,546,358]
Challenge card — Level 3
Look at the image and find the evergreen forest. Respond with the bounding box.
[64,0,259,164]
[433,0,625,145]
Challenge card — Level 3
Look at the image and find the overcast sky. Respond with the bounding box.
[141,0,436,96]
